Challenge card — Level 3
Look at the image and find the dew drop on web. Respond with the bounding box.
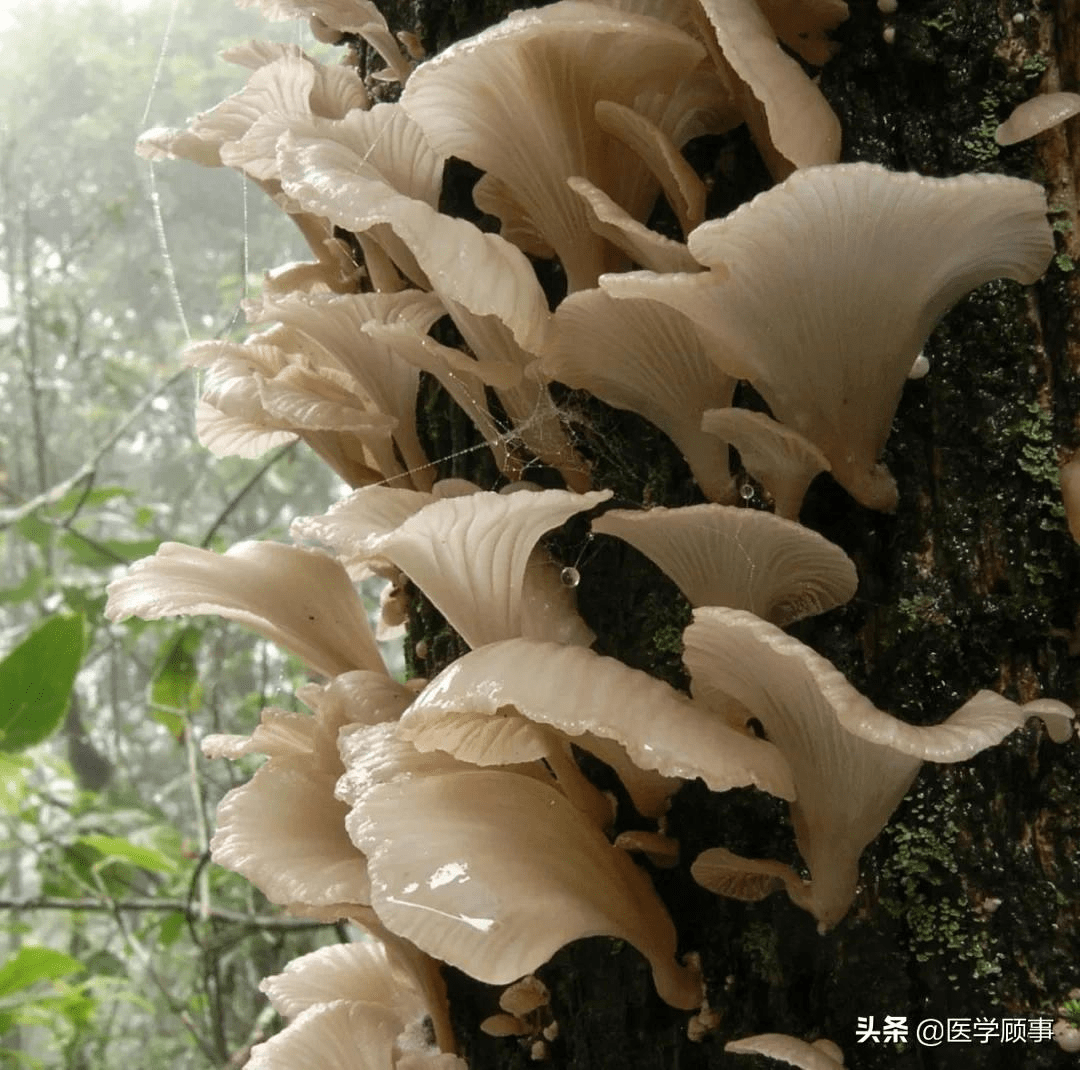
[560,566,581,588]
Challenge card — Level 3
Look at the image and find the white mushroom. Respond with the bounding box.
[684,607,1073,928]
[367,489,612,648]
[543,289,737,502]
[105,541,385,679]
[602,163,1054,510]
[701,408,831,519]
[995,92,1080,146]
[592,503,857,624]
[338,726,704,1009]
[399,1,708,289]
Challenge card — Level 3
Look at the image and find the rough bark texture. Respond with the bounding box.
[378,0,1080,1066]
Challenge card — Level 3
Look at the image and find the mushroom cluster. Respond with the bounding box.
[109,0,1076,1064]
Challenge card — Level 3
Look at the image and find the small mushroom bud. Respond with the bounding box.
[500,976,550,1017]
[1054,1020,1080,1053]
[481,1014,531,1038]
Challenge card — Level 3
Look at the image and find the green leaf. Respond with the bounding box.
[0,754,30,812]
[0,615,85,753]
[42,485,133,518]
[0,947,83,999]
[156,911,186,949]
[0,567,46,606]
[133,505,158,529]
[150,627,201,712]
[59,533,161,569]
[149,709,186,742]
[13,514,52,550]
[78,834,179,876]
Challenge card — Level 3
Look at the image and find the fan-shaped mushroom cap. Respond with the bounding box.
[725,1032,846,1069]
[280,103,446,209]
[567,175,700,273]
[370,489,612,648]
[339,742,704,1009]
[162,54,366,176]
[602,164,1054,510]
[212,755,371,911]
[278,142,588,486]
[260,937,431,1023]
[220,39,304,71]
[261,923,461,1057]
[701,408,830,519]
[399,1,707,290]
[399,637,795,801]
[594,100,706,234]
[292,483,462,576]
[995,92,1080,146]
[237,0,413,83]
[592,504,857,624]
[105,541,384,679]
[246,289,445,489]
[683,607,1072,927]
[246,1001,401,1070]
[695,0,842,173]
[204,672,412,915]
[543,289,736,502]
[202,671,413,762]
[185,337,404,487]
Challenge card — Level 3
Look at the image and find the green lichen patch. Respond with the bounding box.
[877,784,1005,986]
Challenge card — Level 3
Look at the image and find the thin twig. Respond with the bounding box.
[0,896,333,930]
[0,367,189,529]
[200,441,298,548]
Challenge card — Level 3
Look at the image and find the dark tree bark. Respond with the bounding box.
[376,1,1080,1066]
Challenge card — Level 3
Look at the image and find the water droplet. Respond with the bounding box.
[739,483,755,500]
[560,566,580,588]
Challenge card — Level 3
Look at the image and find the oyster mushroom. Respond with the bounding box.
[602,163,1054,510]
[684,607,1073,928]
[996,92,1080,145]
[337,722,705,1010]
[105,541,384,679]
[591,503,856,624]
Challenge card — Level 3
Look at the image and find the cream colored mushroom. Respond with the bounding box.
[366,489,612,648]
[105,541,385,679]
[245,289,446,489]
[1059,454,1080,544]
[543,288,738,502]
[567,175,701,273]
[726,1032,846,1069]
[337,722,704,1010]
[185,337,405,488]
[694,0,842,174]
[592,503,857,624]
[701,408,830,519]
[204,672,412,915]
[278,145,588,487]
[259,927,458,1057]
[398,636,796,805]
[236,0,414,83]
[995,92,1080,146]
[399,1,708,289]
[602,163,1054,510]
[594,100,707,235]
[684,607,1073,928]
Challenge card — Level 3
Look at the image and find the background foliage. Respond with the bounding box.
[0,2,368,1064]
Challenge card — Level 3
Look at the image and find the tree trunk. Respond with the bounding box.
[381,0,1080,1066]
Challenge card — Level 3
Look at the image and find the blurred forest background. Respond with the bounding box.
[0,2,373,1065]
